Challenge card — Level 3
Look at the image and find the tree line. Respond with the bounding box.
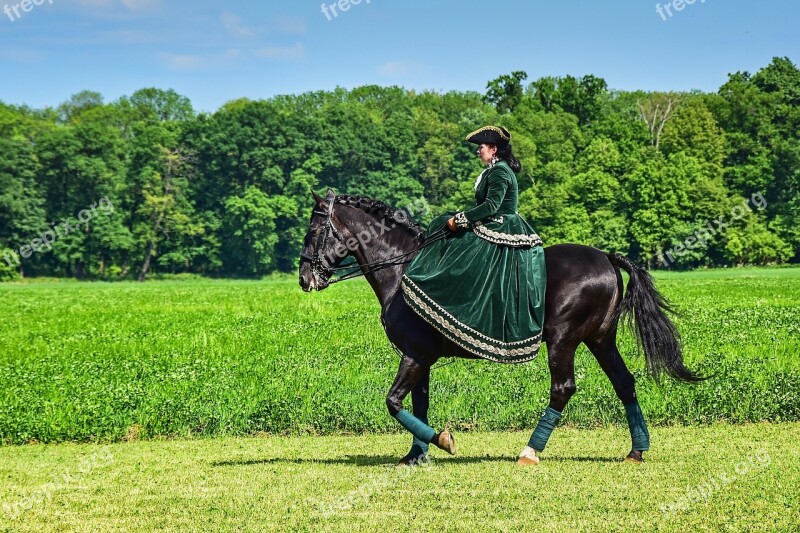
[1,57,798,280]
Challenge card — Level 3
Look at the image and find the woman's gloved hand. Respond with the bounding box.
[449,212,469,231]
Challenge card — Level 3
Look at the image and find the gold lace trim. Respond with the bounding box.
[473,224,543,247]
[465,126,510,142]
[401,276,542,362]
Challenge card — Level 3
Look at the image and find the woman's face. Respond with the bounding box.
[476,143,497,164]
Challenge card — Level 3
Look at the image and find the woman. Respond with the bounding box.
[401,126,546,363]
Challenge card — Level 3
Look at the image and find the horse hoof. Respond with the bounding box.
[397,452,428,467]
[623,450,644,464]
[516,454,540,466]
[434,431,456,455]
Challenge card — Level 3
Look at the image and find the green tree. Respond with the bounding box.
[222,186,294,276]
[134,146,201,281]
[484,71,528,114]
[0,138,46,277]
[123,88,195,122]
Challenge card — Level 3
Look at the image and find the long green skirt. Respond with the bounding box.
[401,213,546,363]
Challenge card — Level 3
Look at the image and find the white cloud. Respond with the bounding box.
[76,0,114,7]
[0,48,44,63]
[257,43,304,61]
[222,12,252,37]
[378,61,422,77]
[120,0,160,10]
[272,16,307,36]
[77,0,159,11]
[99,29,164,44]
[220,14,306,38]
[156,49,246,72]
[157,53,205,71]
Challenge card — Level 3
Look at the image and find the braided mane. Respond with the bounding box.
[335,195,426,242]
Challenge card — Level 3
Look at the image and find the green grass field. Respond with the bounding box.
[0,268,798,445]
[0,268,799,530]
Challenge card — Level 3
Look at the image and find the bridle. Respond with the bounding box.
[299,196,449,286]
[299,195,342,283]
[299,195,458,369]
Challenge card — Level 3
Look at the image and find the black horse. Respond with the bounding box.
[299,189,701,465]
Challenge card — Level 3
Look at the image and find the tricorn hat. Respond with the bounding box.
[465,126,511,147]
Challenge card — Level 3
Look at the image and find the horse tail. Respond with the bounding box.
[607,253,704,383]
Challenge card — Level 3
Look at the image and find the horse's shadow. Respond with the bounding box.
[211,454,620,467]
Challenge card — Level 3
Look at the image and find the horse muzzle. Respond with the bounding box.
[299,265,330,292]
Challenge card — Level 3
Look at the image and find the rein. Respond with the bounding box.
[300,196,450,285]
[301,196,458,370]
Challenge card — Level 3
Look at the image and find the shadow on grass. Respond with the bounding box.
[212,454,621,467]
[545,455,623,464]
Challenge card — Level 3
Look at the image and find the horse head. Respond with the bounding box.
[298,189,426,294]
[299,188,344,292]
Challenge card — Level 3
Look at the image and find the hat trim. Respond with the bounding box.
[464,126,511,142]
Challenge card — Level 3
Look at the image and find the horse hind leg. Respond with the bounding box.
[518,339,579,466]
[585,333,650,463]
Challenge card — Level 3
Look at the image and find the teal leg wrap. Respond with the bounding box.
[409,415,430,458]
[528,407,562,451]
[625,402,650,451]
[394,409,436,445]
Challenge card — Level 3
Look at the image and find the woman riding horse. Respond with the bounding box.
[402,126,546,364]
[299,127,702,466]
[401,126,548,464]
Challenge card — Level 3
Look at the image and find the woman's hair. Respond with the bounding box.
[496,143,521,173]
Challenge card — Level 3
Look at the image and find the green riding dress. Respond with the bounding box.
[401,160,546,363]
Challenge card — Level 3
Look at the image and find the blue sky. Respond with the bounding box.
[1,0,798,113]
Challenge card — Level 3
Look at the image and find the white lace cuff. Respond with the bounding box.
[454,212,469,229]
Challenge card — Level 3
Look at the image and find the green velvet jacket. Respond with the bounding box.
[401,159,546,363]
[462,161,542,248]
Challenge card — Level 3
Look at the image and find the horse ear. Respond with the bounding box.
[326,187,336,200]
[312,191,325,205]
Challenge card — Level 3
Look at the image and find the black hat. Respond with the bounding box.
[465,126,511,147]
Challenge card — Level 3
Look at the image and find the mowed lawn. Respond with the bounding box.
[1,424,798,531]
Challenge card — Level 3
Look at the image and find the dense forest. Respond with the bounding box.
[1,57,798,280]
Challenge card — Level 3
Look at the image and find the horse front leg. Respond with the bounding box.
[387,355,455,464]
[397,364,431,465]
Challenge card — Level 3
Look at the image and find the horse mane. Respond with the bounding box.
[334,195,426,242]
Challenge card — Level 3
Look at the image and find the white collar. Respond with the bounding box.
[474,160,499,190]
[474,169,487,190]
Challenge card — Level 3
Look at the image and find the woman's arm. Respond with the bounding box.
[450,170,510,229]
